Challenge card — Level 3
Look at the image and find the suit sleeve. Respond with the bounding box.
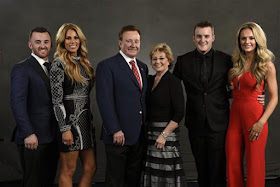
[226,55,233,98]
[10,63,34,139]
[173,56,182,80]
[49,60,69,132]
[96,62,121,135]
[170,76,184,123]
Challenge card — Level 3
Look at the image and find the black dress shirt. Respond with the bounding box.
[195,48,214,87]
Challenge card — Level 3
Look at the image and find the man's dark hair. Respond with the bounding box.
[118,25,141,41]
[29,27,51,40]
[193,21,214,35]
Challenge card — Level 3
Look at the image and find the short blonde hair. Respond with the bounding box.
[150,43,174,68]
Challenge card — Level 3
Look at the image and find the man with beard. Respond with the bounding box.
[10,27,58,187]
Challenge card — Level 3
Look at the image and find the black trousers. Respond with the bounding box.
[189,130,227,187]
[17,142,59,187]
[105,138,144,187]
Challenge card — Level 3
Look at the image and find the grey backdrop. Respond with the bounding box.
[0,0,279,183]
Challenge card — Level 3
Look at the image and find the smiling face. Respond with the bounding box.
[151,51,170,74]
[64,29,80,56]
[28,32,51,61]
[239,28,256,55]
[193,26,215,54]
[119,31,140,58]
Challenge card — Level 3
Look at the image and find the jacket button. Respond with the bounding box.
[204,93,207,95]
[139,111,142,114]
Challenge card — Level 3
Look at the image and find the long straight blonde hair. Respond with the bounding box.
[228,22,274,89]
[54,23,94,85]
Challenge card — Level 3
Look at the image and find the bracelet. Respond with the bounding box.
[160,131,168,139]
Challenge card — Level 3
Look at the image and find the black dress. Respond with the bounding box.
[50,58,95,152]
[142,70,187,187]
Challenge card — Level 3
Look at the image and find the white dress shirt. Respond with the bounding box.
[31,53,49,75]
[119,50,143,85]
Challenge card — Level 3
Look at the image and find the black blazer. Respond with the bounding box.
[10,56,57,144]
[96,53,148,145]
[173,49,232,132]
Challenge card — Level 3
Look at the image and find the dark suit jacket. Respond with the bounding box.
[173,49,232,132]
[10,56,57,145]
[96,53,148,145]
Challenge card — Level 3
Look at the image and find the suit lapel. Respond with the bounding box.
[28,56,51,90]
[207,50,220,89]
[116,53,143,91]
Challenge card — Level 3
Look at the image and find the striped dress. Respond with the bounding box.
[141,71,187,187]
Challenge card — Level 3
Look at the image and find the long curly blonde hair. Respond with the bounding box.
[54,23,94,85]
[229,22,274,89]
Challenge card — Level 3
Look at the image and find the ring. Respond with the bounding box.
[63,142,67,145]
[255,133,259,137]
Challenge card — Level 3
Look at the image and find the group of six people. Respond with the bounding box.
[10,21,278,187]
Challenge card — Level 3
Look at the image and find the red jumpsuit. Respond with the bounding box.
[226,72,268,187]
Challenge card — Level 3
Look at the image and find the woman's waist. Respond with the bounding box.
[232,97,264,108]
[64,94,89,101]
[233,92,263,100]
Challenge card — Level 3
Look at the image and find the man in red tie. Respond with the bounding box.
[96,25,148,187]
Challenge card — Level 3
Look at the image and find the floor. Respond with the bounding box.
[1,179,280,187]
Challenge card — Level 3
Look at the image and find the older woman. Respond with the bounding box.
[141,43,187,187]
[226,22,278,187]
[50,23,96,187]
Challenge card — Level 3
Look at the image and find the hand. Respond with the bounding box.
[249,121,264,141]
[113,130,125,146]
[62,130,74,146]
[257,94,265,105]
[154,135,166,149]
[24,134,38,150]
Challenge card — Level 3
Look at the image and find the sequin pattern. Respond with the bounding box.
[50,59,95,151]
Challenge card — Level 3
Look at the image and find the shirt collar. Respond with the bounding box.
[195,48,213,59]
[119,50,137,64]
[31,53,49,66]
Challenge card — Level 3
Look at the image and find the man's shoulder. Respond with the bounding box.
[178,50,195,58]
[214,50,231,58]
[13,56,33,69]
[136,58,148,68]
[98,53,121,66]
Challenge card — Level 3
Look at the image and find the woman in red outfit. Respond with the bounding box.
[226,22,278,187]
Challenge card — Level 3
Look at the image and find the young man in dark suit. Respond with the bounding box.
[10,27,58,187]
[173,21,232,187]
[96,25,148,187]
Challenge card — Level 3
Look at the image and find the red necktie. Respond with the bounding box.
[129,60,142,89]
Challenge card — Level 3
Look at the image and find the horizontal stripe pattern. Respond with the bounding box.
[141,122,187,187]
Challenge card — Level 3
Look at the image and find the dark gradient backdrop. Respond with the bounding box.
[0,0,279,183]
